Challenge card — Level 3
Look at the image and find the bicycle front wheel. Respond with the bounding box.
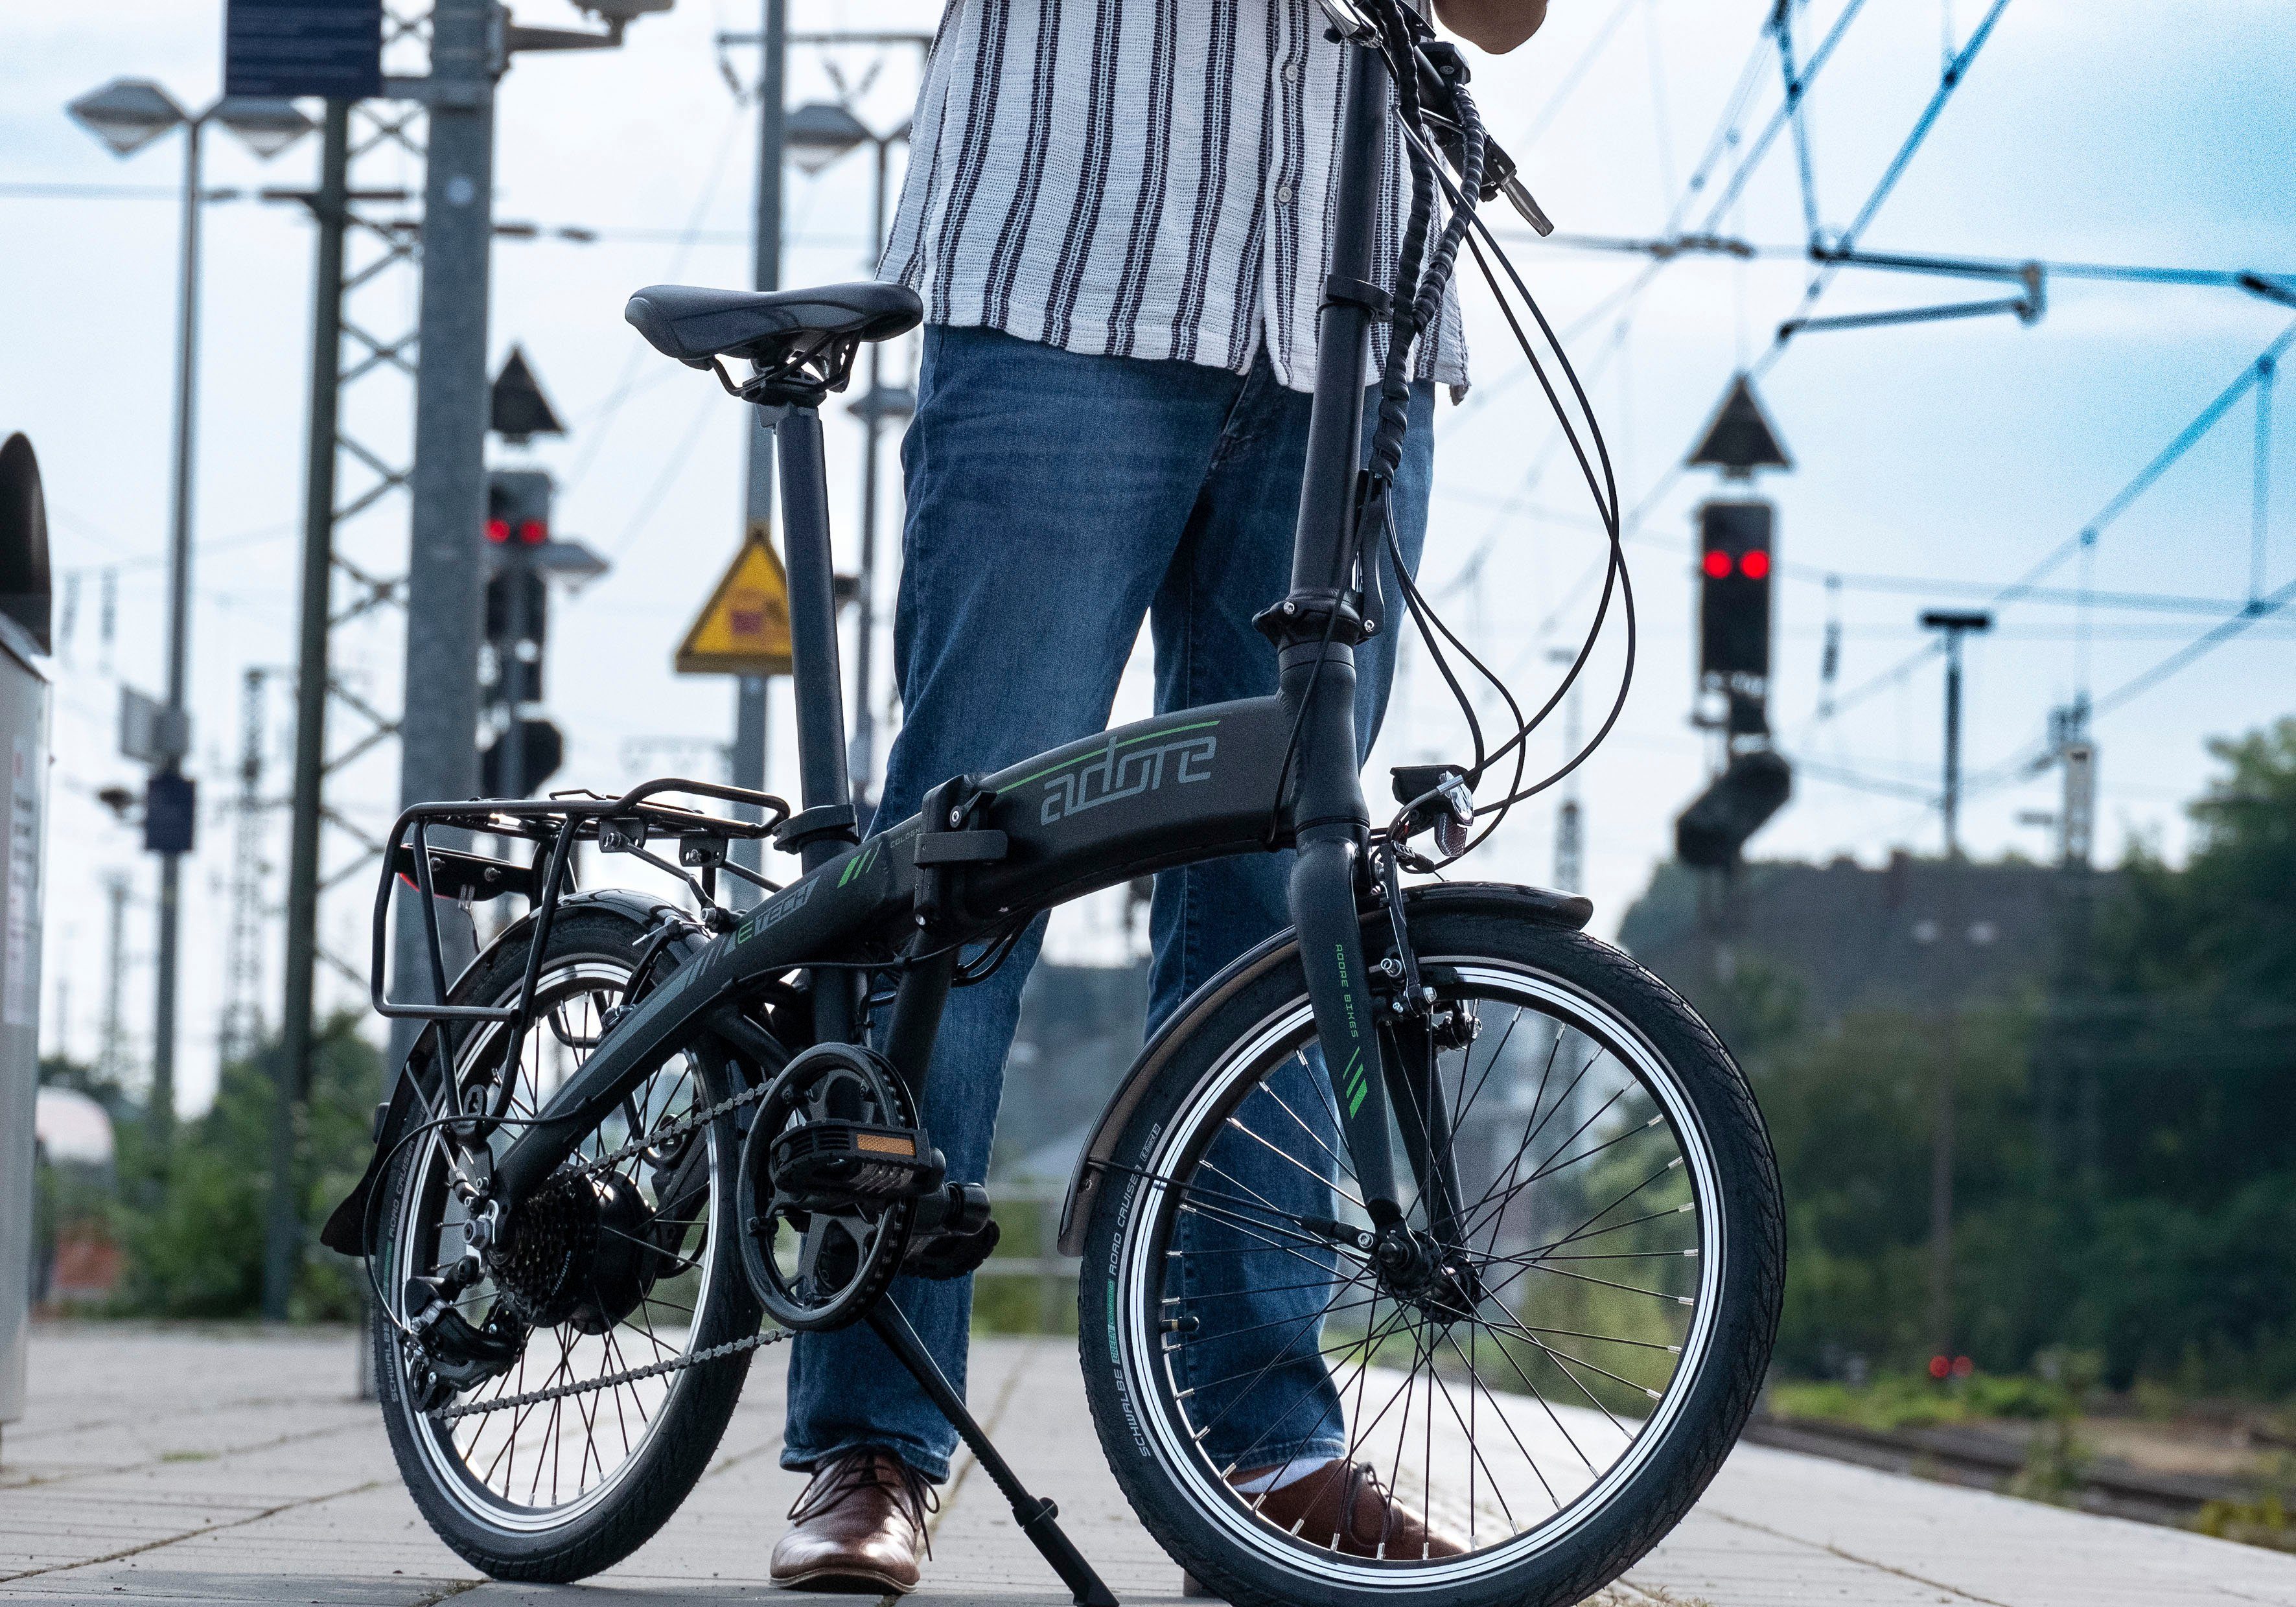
[1078,895,1782,1607]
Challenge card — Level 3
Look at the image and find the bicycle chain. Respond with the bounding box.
[557,1074,773,1184]
[426,1326,794,1422]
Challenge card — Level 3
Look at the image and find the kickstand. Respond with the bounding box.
[866,1304,1120,1607]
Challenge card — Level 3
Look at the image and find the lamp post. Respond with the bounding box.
[1915,607,1993,1372]
[67,79,312,1146]
[785,102,913,813]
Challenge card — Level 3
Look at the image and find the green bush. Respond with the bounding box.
[110,1017,382,1321]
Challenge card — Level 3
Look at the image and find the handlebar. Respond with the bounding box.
[1312,0,1555,237]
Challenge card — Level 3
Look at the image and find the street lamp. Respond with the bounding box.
[785,101,910,809]
[66,77,313,1144]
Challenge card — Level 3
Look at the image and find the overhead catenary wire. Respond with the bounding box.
[1755,0,2016,370]
[1692,0,1871,237]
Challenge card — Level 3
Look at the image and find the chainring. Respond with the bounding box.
[736,1043,928,1332]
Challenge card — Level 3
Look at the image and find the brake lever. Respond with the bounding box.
[1408,43,1557,237]
[1485,143,1555,237]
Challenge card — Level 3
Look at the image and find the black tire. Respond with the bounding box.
[369,903,767,1582]
[1078,891,1783,1607]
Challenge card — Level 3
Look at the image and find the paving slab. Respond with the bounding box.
[3,1323,2291,1606]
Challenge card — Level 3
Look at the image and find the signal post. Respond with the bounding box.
[1676,375,1795,876]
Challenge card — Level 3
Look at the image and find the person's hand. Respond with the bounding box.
[1432,0,1547,54]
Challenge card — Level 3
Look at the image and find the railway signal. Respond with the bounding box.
[1677,374,1794,869]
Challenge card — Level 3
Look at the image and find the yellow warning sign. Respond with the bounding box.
[676,523,794,677]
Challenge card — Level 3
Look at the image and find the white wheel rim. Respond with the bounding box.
[390,957,727,1533]
[1111,958,1726,1589]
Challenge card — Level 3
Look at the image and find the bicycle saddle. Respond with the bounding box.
[623,281,922,367]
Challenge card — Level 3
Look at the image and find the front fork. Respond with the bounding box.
[1275,634,1467,1243]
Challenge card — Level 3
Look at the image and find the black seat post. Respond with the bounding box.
[774,404,859,1042]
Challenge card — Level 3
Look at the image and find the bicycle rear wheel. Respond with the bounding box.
[371,903,766,1582]
[1078,895,1782,1607]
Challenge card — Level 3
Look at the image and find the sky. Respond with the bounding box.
[5,0,2294,1117]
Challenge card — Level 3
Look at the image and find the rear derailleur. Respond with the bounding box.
[400,1131,702,1409]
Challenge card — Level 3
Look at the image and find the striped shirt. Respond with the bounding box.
[878,0,1467,394]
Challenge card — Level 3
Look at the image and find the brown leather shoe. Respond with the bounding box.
[771,1446,937,1594]
[1235,1459,1466,1560]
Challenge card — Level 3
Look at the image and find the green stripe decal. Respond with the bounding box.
[1004,719,1221,789]
[1340,1046,1369,1118]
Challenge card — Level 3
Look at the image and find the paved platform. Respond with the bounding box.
[4,1324,2291,1606]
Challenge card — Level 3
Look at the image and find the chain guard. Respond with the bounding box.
[737,1043,933,1332]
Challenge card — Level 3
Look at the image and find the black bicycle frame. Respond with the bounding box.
[454,42,1413,1225]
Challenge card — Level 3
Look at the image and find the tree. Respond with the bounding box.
[115,1017,382,1320]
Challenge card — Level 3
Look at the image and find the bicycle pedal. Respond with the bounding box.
[903,1216,1001,1280]
[901,1182,998,1278]
[769,1119,940,1206]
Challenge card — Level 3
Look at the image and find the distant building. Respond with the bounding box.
[993,961,1150,1183]
[32,1087,119,1308]
[1618,851,2111,1026]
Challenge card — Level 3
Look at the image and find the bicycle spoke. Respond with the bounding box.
[1215,1115,1367,1213]
[1463,1081,1633,1243]
[1442,1000,1525,1137]
[1247,1071,1358,1192]
[393,952,737,1525]
[1126,956,1734,1580]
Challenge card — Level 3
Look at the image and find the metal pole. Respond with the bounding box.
[1549,646,1583,894]
[100,874,128,1090]
[849,134,889,809]
[730,0,788,903]
[1919,610,1989,861]
[150,113,207,1150]
[1914,608,1988,1370]
[266,101,351,1323]
[1929,1001,1958,1365]
[1941,633,1963,859]
[502,535,533,793]
[391,0,498,1070]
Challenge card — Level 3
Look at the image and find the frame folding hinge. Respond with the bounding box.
[911,776,1006,933]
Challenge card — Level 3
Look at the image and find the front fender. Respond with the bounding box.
[1053,880,1592,1256]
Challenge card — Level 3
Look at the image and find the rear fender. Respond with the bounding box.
[317,889,693,1259]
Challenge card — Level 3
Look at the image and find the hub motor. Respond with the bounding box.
[490,1169,657,1334]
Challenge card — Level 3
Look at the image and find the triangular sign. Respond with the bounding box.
[675,524,793,677]
[491,346,565,441]
[1687,373,1792,474]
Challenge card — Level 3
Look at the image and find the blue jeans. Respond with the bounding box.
[781,325,1434,1481]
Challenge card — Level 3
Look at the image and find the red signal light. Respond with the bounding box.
[1701,549,1732,579]
[1928,1354,1950,1379]
[485,518,511,544]
[1739,548,1770,580]
[518,519,546,545]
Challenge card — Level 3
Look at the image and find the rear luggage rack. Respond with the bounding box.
[371,777,791,1041]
